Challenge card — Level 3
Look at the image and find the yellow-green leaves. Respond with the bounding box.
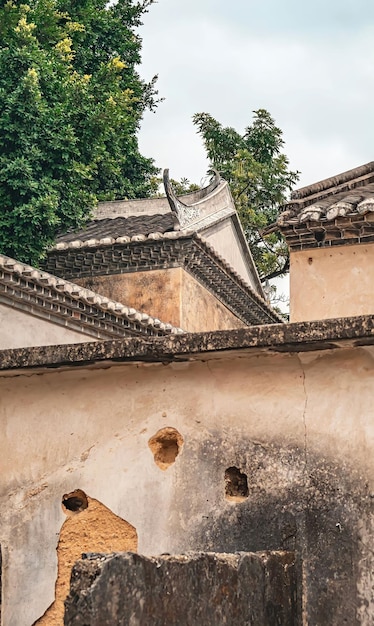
[55,36,73,61]
[0,0,158,264]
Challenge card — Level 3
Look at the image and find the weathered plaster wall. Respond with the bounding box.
[78,268,245,332]
[181,272,245,331]
[36,496,137,626]
[0,303,91,349]
[0,346,374,624]
[290,244,374,321]
[78,268,182,328]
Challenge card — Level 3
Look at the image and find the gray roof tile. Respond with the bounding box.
[57,214,176,244]
[0,254,184,338]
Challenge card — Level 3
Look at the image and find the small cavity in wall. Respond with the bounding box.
[225,467,249,502]
[62,489,88,514]
[148,427,184,470]
[34,489,137,626]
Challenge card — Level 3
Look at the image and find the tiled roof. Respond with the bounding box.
[45,232,283,325]
[51,171,265,296]
[279,184,374,226]
[49,172,267,315]
[277,162,374,250]
[53,228,192,252]
[0,254,184,339]
[56,172,222,245]
[57,214,176,244]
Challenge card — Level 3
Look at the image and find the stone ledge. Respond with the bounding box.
[1,315,374,372]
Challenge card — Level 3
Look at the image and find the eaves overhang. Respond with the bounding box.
[45,231,282,326]
[276,162,374,251]
[0,254,183,339]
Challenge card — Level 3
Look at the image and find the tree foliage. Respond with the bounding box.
[153,176,199,197]
[193,109,299,281]
[0,0,158,264]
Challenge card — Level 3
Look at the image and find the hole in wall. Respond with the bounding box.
[62,489,88,514]
[225,467,249,502]
[148,427,184,470]
[34,493,137,626]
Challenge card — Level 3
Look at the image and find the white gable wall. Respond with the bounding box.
[0,303,92,349]
[202,218,260,291]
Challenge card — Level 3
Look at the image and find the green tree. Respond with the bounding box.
[193,109,299,281]
[0,0,158,265]
[153,176,199,197]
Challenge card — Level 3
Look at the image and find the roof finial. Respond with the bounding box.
[163,169,201,229]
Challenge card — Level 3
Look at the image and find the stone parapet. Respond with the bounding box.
[64,551,298,626]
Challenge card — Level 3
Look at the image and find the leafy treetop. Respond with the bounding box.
[0,0,158,265]
[193,109,299,281]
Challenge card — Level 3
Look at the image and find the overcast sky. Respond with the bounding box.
[138,0,374,189]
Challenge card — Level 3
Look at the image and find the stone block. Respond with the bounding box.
[64,551,297,626]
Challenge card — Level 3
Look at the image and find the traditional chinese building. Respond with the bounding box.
[1,164,374,626]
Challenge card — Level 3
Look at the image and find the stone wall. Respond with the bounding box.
[64,551,297,626]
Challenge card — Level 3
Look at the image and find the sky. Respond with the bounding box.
[138,0,374,189]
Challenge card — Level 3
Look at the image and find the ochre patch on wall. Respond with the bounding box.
[76,267,246,332]
[35,493,137,626]
[148,427,184,470]
[77,268,182,328]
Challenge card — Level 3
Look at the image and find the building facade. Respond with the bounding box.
[1,165,374,625]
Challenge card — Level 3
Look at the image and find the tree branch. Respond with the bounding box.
[261,257,290,282]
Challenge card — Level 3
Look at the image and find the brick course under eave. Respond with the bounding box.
[45,233,282,326]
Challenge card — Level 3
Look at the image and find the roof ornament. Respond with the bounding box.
[164,168,221,230]
[204,168,221,193]
[163,169,199,229]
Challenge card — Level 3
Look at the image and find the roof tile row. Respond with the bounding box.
[0,254,184,336]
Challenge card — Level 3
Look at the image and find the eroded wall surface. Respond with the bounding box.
[78,268,182,328]
[78,268,245,332]
[1,346,374,624]
[290,244,374,321]
[64,551,297,625]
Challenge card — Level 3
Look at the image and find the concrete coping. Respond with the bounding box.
[0,314,373,373]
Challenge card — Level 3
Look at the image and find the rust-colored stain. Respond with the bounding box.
[77,266,246,332]
[35,494,137,626]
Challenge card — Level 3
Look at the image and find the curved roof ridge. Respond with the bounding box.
[163,168,224,230]
[291,161,374,202]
